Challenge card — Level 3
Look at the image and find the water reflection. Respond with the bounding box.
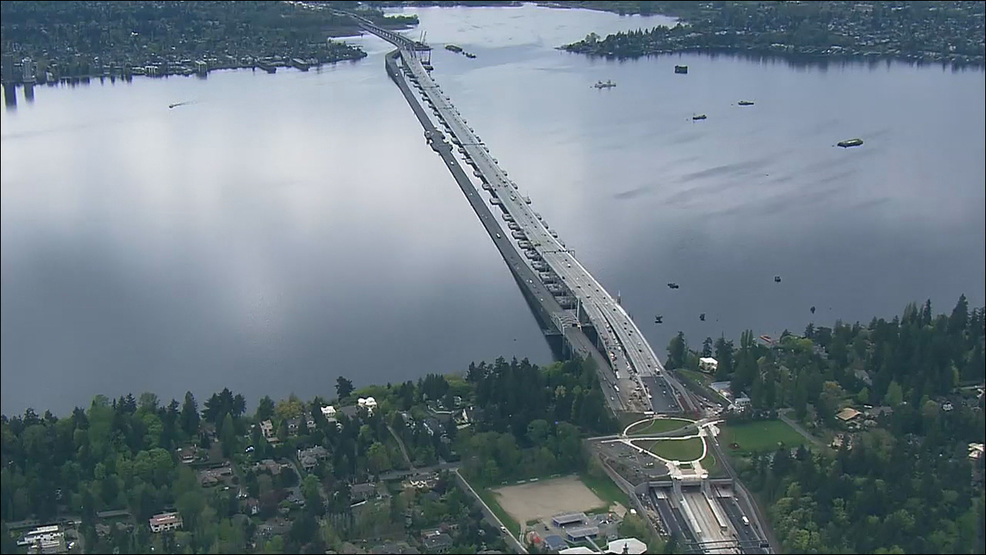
[3,84,15,111]
[1,5,984,415]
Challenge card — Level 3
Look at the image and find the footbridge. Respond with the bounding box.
[347,14,697,416]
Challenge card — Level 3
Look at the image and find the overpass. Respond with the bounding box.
[345,13,698,416]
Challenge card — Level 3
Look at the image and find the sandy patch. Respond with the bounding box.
[492,476,605,525]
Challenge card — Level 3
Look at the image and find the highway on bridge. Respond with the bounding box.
[402,48,695,415]
[339,11,698,416]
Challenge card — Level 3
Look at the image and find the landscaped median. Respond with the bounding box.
[624,417,694,437]
[633,436,705,462]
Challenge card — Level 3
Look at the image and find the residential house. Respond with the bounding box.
[351,482,379,503]
[148,512,183,533]
[176,446,198,464]
[198,464,234,487]
[254,459,288,476]
[358,397,377,414]
[242,498,260,516]
[321,405,338,421]
[260,419,278,443]
[698,357,718,374]
[421,530,453,553]
[287,418,302,436]
[370,541,419,554]
[836,407,861,423]
[297,445,330,472]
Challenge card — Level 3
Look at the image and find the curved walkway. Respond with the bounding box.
[611,416,727,465]
[622,416,694,437]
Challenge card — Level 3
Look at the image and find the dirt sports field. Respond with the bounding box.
[492,476,605,524]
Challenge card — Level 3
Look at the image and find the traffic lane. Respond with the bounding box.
[721,497,766,554]
[641,376,681,413]
[652,496,689,539]
[428,77,663,403]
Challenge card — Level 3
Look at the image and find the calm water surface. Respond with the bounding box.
[2,5,983,414]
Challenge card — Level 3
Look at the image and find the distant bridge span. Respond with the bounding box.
[341,12,697,416]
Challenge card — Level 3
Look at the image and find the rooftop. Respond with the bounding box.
[605,538,647,554]
[837,407,862,421]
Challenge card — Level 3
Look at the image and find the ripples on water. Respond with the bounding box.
[1,5,983,414]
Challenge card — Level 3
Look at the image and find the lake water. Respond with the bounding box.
[2,5,983,415]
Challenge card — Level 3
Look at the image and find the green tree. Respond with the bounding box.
[367,442,391,475]
[336,376,355,399]
[180,391,200,437]
[702,337,714,357]
[256,395,276,422]
[884,380,904,407]
[220,413,237,458]
[666,332,687,369]
[301,475,325,517]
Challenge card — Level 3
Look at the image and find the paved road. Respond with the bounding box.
[377,32,621,414]
[387,424,416,471]
[719,496,768,554]
[778,409,824,449]
[453,469,528,554]
[399,45,694,415]
[707,438,778,552]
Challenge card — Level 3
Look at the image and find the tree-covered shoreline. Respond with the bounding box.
[2,296,983,553]
[665,295,986,554]
[0,357,614,553]
[0,2,420,84]
[561,1,986,67]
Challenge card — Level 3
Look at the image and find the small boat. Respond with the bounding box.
[699,313,706,321]
[810,306,816,314]
[674,65,688,74]
[464,52,477,59]
[667,282,679,290]
[445,44,463,53]
[838,138,864,148]
[738,100,755,106]
[593,80,616,89]
[654,315,664,324]
[692,114,707,121]
[774,275,782,283]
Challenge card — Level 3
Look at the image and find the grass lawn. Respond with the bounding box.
[679,368,714,386]
[720,419,807,454]
[700,452,716,471]
[636,437,705,461]
[626,418,693,436]
[579,472,626,508]
[479,489,521,536]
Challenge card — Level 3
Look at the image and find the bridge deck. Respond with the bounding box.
[360,16,696,415]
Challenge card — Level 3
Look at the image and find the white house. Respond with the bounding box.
[698,357,718,373]
[149,512,183,533]
[358,397,377,414]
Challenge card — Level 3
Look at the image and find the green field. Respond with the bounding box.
[636,437,705,461]
[720,419,807,453]
[625,418,694,436]
[679,368,714,386]
[579,471,626,508]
